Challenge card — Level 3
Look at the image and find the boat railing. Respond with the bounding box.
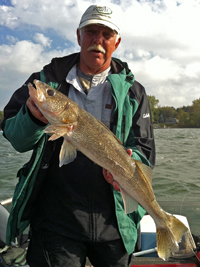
[0,198,12,206]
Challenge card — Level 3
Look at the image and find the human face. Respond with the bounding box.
[77,24,121,75]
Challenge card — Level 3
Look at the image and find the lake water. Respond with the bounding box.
[0,128,200,235]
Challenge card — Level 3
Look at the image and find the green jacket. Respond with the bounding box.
[1,53,155,255]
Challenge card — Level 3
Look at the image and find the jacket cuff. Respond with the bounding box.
[4,105,46,152]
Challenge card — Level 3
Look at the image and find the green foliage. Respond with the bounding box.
[158,106,176,122]
[178,110,189,127]
[148,95,159,122]
[147,96,200,127]
[148,95,159,109]
[0,111,3,128]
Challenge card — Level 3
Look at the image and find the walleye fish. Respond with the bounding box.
[28,80,195,261]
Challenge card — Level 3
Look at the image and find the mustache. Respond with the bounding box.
[87,44,106,54]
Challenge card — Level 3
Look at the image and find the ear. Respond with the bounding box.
[77,28,81,46]
[115,36,121,50]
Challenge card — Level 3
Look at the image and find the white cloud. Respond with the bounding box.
[0,41,44,74]
[6,35,18,44]
[33,33,52,48]
[0,37,78,108]
[1,0,200,109]
[0,5,18,29]
[185,63,200,79]
[144,56,182,81]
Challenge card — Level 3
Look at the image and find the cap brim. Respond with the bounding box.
[79,19,120,34]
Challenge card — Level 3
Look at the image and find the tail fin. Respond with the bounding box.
[156,213,191,261]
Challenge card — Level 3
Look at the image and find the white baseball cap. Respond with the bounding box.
[79,5,120,35]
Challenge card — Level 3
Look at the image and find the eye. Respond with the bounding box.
[103,31,115,39]
[47,89,55,97]
[85,29,96,35]
[103,33,111,39]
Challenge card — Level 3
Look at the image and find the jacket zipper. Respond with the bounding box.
[123,115,126,145]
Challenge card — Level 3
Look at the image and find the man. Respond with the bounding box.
[1,5,155,267]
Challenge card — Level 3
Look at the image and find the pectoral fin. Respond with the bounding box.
[59,139,77,167]
[44,123,77,140]
[120,187,138,214]
[44,124,77,167]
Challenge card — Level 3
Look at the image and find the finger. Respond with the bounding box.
[102,168,108,180]
[102,168,113,183]
[26,97,49,124]
[26,97,37,112]
[113,181,120,191]
[102,169,120,191]
[126,149,132,157]
[40,117,49,124]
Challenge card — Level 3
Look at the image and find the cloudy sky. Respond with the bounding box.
[0,0,200,110]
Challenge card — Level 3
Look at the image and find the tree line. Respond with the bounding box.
[148,96,200,127]
[1,96,200,129]
[0,111,3,129]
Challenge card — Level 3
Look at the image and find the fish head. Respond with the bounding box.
[28,80,79,125]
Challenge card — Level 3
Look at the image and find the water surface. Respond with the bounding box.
[0,129,200,235]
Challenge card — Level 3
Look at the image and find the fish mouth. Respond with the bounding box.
[34,80,47,102]
[28,80,46,103]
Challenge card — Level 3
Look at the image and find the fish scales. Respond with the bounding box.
[72,107,135,179]
[28,79,196,261]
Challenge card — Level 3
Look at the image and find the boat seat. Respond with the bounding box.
[0,204,9,245]
[0,204,30,266]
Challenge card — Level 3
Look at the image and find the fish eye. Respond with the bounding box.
[47,89,55,97]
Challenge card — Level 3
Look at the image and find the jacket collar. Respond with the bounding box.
[43,52,130,83]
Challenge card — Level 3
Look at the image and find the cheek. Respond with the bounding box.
[105,41,116,54]
[81,41,91,53]
[80,34,92,48]
[105,46,115,57]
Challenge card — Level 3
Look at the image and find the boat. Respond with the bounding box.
[0,198,200,267]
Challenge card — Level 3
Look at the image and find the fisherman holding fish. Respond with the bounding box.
[1,5,156,267]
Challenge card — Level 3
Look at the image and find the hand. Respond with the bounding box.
[103,149,132,191]
[26,97,49,124]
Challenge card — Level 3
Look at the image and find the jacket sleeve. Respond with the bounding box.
[1,72,47,152]
[125,81,156,169]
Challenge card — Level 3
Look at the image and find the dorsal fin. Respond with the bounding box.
[134,160,153,183]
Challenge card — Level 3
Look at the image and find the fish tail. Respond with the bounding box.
[156,213,189,261]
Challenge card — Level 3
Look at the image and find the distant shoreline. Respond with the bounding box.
[153,124,200,129]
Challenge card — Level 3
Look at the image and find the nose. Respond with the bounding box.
[93,31,104,44]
